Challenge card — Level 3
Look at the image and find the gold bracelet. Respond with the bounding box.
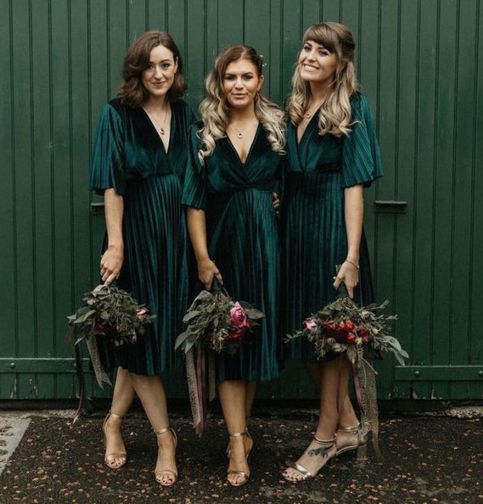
[345,259,360,270]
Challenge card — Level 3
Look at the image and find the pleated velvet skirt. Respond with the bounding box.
[98,173,188,376]
[282,170,375,362]
[204,189,281,382]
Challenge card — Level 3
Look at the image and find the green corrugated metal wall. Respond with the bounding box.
[1,0,482,400]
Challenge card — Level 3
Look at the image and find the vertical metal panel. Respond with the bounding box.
[450,0,480,399]
[0,0,16,399]
[31,0,55,397]
[1,0,482,400]
[393,0,423,399]
[472,2,483,375]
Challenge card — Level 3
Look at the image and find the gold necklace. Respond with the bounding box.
[233,125,244,139]
[304,99,325,119]
[144,106,169,135]
[230,120,258,140]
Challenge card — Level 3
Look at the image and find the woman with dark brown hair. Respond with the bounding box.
[89,30,195,486]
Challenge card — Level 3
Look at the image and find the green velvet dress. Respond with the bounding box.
[89,97,196,375]
[182,123,283,382]
[282,93,383,361]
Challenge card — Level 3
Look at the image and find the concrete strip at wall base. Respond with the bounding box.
[0,416,31,476]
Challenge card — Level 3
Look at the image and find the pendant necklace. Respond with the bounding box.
[145,106,169,135]
[304,98,325,119]
[230,120,258,140]
[234,125,244,139]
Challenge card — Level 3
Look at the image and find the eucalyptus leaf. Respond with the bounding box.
[75,309,96,324]
[183,310,201,323]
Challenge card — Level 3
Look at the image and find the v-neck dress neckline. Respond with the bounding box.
[225,123,262,165]
[296,112,319,146]
[141,103,176,155]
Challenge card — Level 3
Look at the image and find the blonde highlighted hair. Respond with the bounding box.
[287,22,358,137]
[198,45,285,162]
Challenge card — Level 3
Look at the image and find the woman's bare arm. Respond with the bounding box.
[333,184,364,298]
[100,188,124,285]
[186,207,222,289]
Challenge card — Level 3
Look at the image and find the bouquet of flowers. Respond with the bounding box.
[67,284,154,419]
[176,279,264,436]
[287,280,408,458]
[175,282,264,355]
[288,296,407,366]
[68,283,154,349]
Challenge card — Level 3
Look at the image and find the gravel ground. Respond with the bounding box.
[0,414,481,504]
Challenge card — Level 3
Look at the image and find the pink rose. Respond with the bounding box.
[304,318,317,332]
[230,302,249,329]
[137,307,149,318]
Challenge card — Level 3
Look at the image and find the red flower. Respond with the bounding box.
[346,332,356,343]
[345,320,355,331]
[92,321,108,334]
[228,327,247,340]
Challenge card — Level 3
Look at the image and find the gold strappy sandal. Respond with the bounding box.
[154,427,178,487]
[335,424,368,460]
[283,436,336,482]
[226,430,253,487]
[102,411,127,469]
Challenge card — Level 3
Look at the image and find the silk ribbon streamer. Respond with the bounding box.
[185,344,218,437]
[196,345,206,436]
[353,358,383,459]
[66,325,111,421]
[85,336,112,388]
[186,349,202,434]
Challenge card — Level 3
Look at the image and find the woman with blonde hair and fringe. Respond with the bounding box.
[182,45,285,486]
[281,22,383,481]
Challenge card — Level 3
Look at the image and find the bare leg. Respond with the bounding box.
[335,357,360,450]
[218,380,253,486]
[245,381,257,425]
[306,360,359,432]
[104,367,135,468]
[283,358,340,481]
[129,373,177,486]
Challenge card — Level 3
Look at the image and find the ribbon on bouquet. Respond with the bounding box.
[66,324,112,421]
[352,354,383,459]
[186,344,217,437]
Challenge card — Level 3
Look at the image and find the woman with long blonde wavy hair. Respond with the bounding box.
[281,22,383,482]
[182,44,285,486]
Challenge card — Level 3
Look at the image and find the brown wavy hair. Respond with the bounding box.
[287,22,358,137]
[118,30,186,107]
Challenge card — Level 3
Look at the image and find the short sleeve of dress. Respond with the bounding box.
[89,103,126,195]
[341,94,383,188]
[181,124,207,210]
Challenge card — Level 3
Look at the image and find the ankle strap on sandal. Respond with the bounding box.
[313,436,336,445]
[108,411,123,420]
[154,426,173,436]
[229,430,249,439]
[337,424,360,433]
